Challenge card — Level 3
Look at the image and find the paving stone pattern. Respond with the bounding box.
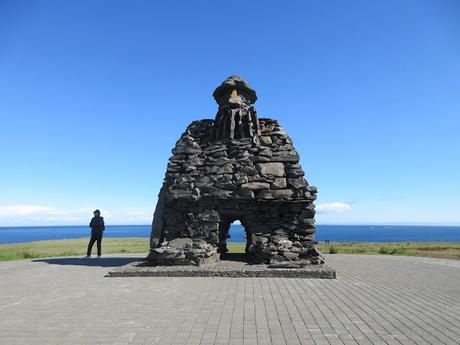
[0,254,459,345]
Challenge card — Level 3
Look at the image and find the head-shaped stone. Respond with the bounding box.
[211,76,260,142]
[212,76,257,107]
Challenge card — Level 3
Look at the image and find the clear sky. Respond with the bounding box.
[0,0,459,226]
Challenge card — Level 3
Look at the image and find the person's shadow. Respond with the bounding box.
[33,257,145,268]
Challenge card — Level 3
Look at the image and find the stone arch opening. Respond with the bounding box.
[217,215,252,259]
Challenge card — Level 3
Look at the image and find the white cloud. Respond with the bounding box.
[0,205,57,216]
[316,202,351,213]
[0,204,153,226]
[0,202,352,225]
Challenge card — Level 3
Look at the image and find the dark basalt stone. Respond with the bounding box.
[148,76,325,267]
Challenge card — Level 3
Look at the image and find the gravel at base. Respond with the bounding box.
[107,259,336,278]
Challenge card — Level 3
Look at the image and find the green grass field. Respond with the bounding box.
[0,237,149,261]
[317,241,460,260]
[0,238,459,261]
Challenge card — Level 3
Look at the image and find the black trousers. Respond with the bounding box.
[87,233,103,256]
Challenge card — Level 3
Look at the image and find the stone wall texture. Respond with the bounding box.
[148,76,324,266]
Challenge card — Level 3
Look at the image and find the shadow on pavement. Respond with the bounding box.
[32,257,145,268]
[220,252,250,263]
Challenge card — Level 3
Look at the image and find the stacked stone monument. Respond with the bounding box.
[148,76,324,267]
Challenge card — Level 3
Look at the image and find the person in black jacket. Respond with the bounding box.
[84,209,105,259]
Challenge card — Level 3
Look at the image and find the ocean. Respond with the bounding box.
[0,224,459,244]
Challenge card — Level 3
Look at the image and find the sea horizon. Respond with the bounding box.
[2,223,460,228]
[1,224,459,245]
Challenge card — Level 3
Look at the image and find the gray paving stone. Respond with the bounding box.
[0,254,459,345]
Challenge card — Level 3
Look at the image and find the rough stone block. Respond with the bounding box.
[288,177,308,189]
[271,178,287,189]
[256,162,285,177]
[241,182,271,190]
[257,189,294,199]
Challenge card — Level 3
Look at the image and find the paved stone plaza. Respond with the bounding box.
[0,254,459,345]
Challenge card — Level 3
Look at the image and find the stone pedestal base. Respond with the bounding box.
[147,238,220,266]
[109,258,336,279]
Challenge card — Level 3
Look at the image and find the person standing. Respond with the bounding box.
[84,209,105,259]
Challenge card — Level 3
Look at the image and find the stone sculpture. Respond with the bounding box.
[148,76,324,267]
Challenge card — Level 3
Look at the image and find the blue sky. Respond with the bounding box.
[0,0,459,226]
